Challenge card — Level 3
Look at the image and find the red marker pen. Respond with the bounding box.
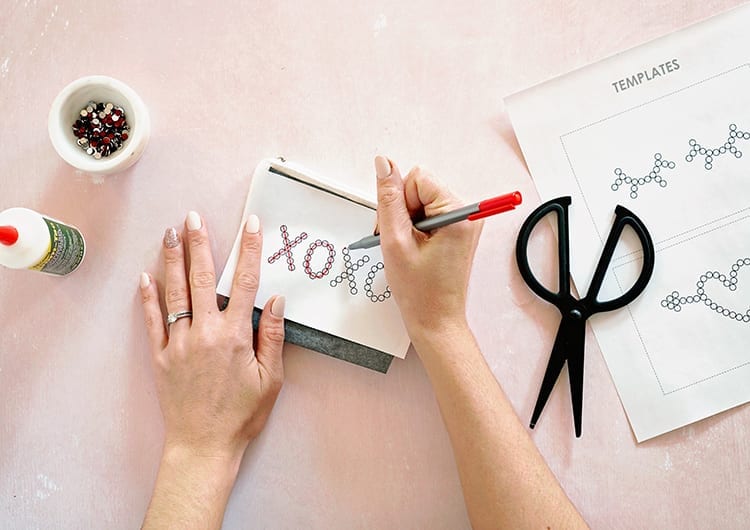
[348,191,522,250]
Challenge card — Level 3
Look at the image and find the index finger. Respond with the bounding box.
[374,156,414,250]
[403,166,463,218]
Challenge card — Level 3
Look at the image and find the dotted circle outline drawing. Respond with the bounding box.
[363,262,392,303]
[302,239,336,279]
[685,123,750,170]
[329,246,370,295]
[267,225,308,271]
[610,153,675,199]
[660,257,750,323]
[561,64,750,396]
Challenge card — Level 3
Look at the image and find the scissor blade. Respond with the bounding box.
[567,321,587,437]
[530,323,568,430]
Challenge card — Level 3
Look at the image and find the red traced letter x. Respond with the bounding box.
[267,225,308,271]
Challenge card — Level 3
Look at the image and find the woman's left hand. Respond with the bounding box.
[139,211,286,462]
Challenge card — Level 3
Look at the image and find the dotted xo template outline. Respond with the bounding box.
[268,225,391,304]
[611,153,675,199]
[610,123,750,201]
[560,64,750,395]
[330,247,370,295]
[611,216,750,395]
[268,225,308,271]
[661,257,750,323]
[686,123,750,170]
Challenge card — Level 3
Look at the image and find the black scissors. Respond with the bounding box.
[515,196,655,437]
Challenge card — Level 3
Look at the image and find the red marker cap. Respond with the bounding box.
[477,191,523,211]
[467,191,523,221]
[0,226,19,246]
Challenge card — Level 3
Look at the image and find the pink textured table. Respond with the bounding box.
[1,1,748,528]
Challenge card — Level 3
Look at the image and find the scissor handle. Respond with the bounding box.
[515,196,572,306]
[585,205,655,313]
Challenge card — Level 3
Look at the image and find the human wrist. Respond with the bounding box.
[408,316,474,355]
[161,440,244,489]
[144,440,244,528]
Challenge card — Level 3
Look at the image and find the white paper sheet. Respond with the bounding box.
[217,160,411,359]
[506,5,750,441]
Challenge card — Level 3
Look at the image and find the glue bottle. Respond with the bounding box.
[0,207,85,275]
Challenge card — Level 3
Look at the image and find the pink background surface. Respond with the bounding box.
[1,1,748,528]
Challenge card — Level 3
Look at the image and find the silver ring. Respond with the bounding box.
[166,310,193,327]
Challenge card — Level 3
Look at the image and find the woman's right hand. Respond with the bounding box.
[373,157,589,530]
[373,155,482,349]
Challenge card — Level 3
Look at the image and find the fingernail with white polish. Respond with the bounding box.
[375,155,391,179]
[246,214,260,234]
[140,272,150,288]
[271,296,286,317]
[186,211,202,231]
[163,227,179,248]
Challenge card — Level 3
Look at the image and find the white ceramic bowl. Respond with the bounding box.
[48,75,150,175]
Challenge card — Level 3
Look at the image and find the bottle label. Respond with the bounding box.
[29,218,86,275]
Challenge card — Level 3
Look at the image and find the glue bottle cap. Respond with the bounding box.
[0,226,19,246]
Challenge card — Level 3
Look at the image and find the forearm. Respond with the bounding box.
[412,322,587,530]
[142,444,242,530]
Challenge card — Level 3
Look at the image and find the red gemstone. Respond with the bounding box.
[90,140,98,147]
[103,137,111,144]
[121,132,128,140]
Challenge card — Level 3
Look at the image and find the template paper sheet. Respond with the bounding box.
[506,5,750,441]
[217,161,411,359]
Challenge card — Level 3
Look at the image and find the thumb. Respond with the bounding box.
[374,156,413,245]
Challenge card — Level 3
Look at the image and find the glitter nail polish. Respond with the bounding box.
[163,227,179,248]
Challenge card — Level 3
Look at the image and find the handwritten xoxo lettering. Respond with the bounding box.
[267,225,391,303]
